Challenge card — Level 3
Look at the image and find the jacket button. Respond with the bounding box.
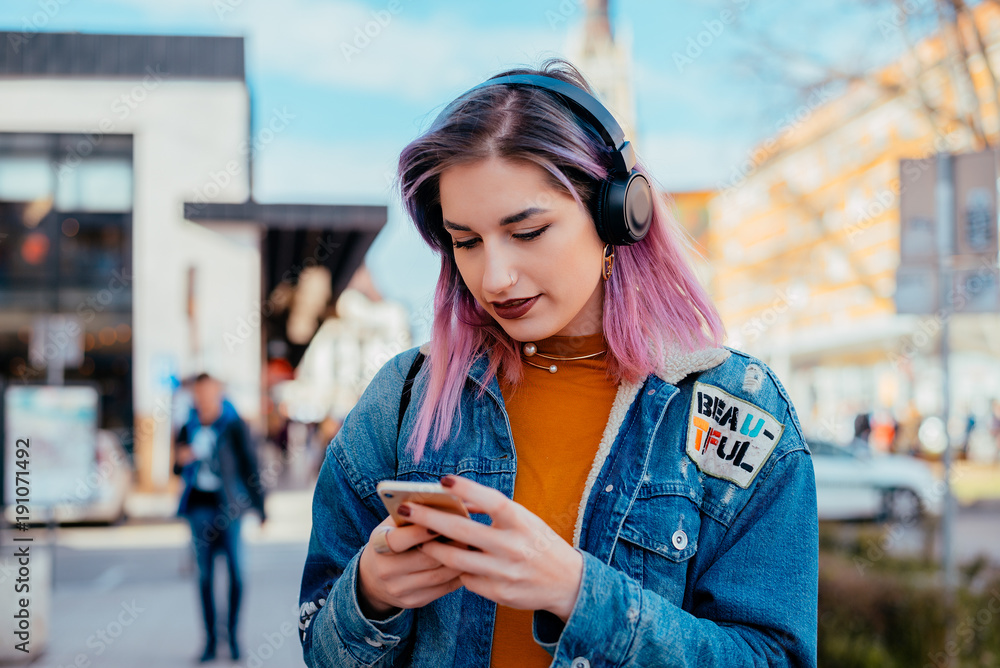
[605,484,613,492]
[364,637,383,647]
[671,529,688,550]
[571,659,591,668]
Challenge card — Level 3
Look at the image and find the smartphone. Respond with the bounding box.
[376,480,471,528]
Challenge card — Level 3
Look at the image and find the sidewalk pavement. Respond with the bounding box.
[3,490,315,668]
[44,542,307,668]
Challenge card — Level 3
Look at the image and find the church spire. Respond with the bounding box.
[569,0,636,138]
[583,0,612,50]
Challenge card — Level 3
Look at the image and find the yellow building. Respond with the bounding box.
[708,4,1000,446]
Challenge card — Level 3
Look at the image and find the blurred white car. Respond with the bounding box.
[808,439,943,522]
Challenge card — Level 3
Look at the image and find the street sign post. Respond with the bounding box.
[898,150,1000,666]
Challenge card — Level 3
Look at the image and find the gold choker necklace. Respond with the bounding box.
[520,341,607,373]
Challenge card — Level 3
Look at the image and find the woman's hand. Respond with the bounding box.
[404,475,584,623]
[356,514,465,620]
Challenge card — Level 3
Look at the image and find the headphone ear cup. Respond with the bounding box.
[602,172,652,245]
[623,172,653,243]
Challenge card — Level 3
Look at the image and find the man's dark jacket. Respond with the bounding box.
[173,398,267,521]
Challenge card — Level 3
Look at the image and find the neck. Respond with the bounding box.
[530,331,607,357]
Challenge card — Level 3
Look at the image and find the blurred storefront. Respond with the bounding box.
[0,32,387,491]
[706,5,1000,448]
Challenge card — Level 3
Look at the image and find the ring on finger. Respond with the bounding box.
[372,526,396,554]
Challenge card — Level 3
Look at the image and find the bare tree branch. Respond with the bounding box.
[775,182,887,304]
[894,0,970,139]
[731,0,989,147]
[953,0,1000,142]
[935,0,989,146]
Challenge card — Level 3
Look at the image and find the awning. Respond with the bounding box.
[184,200,388,365]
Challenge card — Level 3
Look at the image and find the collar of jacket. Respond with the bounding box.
[417,340,732,547]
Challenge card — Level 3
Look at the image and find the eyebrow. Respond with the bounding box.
[442,207,549,232]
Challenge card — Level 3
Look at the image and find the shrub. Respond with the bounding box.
[818,524,1000,667]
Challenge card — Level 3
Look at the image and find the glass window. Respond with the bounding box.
[0,156,53,201]
[54,157,133,212]
[59,216,128,285]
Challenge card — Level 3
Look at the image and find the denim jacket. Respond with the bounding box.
[299,341,819,667]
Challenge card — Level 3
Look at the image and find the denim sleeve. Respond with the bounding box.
[532,449,819,667]
[299,352,417,668]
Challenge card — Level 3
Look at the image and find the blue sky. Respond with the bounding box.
[0,0,914,340]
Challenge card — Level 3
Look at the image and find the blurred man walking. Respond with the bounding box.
[174,373,267,663]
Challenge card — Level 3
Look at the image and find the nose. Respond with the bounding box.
[480,242,517,297]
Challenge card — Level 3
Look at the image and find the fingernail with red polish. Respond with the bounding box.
[398,504,411,517]
[440,475,455,487]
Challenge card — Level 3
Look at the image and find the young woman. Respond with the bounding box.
[299,59,818,668]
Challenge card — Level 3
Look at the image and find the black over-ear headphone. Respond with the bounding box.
[434,73,654,246]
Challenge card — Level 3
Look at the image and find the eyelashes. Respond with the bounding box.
[452,225,550,250]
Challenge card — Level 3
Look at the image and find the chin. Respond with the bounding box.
[497,321,563,344]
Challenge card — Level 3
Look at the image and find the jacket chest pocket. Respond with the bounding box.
[614,489,702,607]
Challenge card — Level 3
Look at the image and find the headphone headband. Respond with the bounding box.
[434,73,636,174]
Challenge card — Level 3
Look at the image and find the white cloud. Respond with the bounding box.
[110,0,569,103]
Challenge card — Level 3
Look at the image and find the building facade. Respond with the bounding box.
[0,32,386,490]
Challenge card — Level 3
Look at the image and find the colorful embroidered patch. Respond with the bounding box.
[686,382,784,489]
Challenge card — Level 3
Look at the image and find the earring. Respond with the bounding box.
[602,244,615,281]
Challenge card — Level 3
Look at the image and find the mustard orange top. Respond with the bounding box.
[490,331,619,667]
